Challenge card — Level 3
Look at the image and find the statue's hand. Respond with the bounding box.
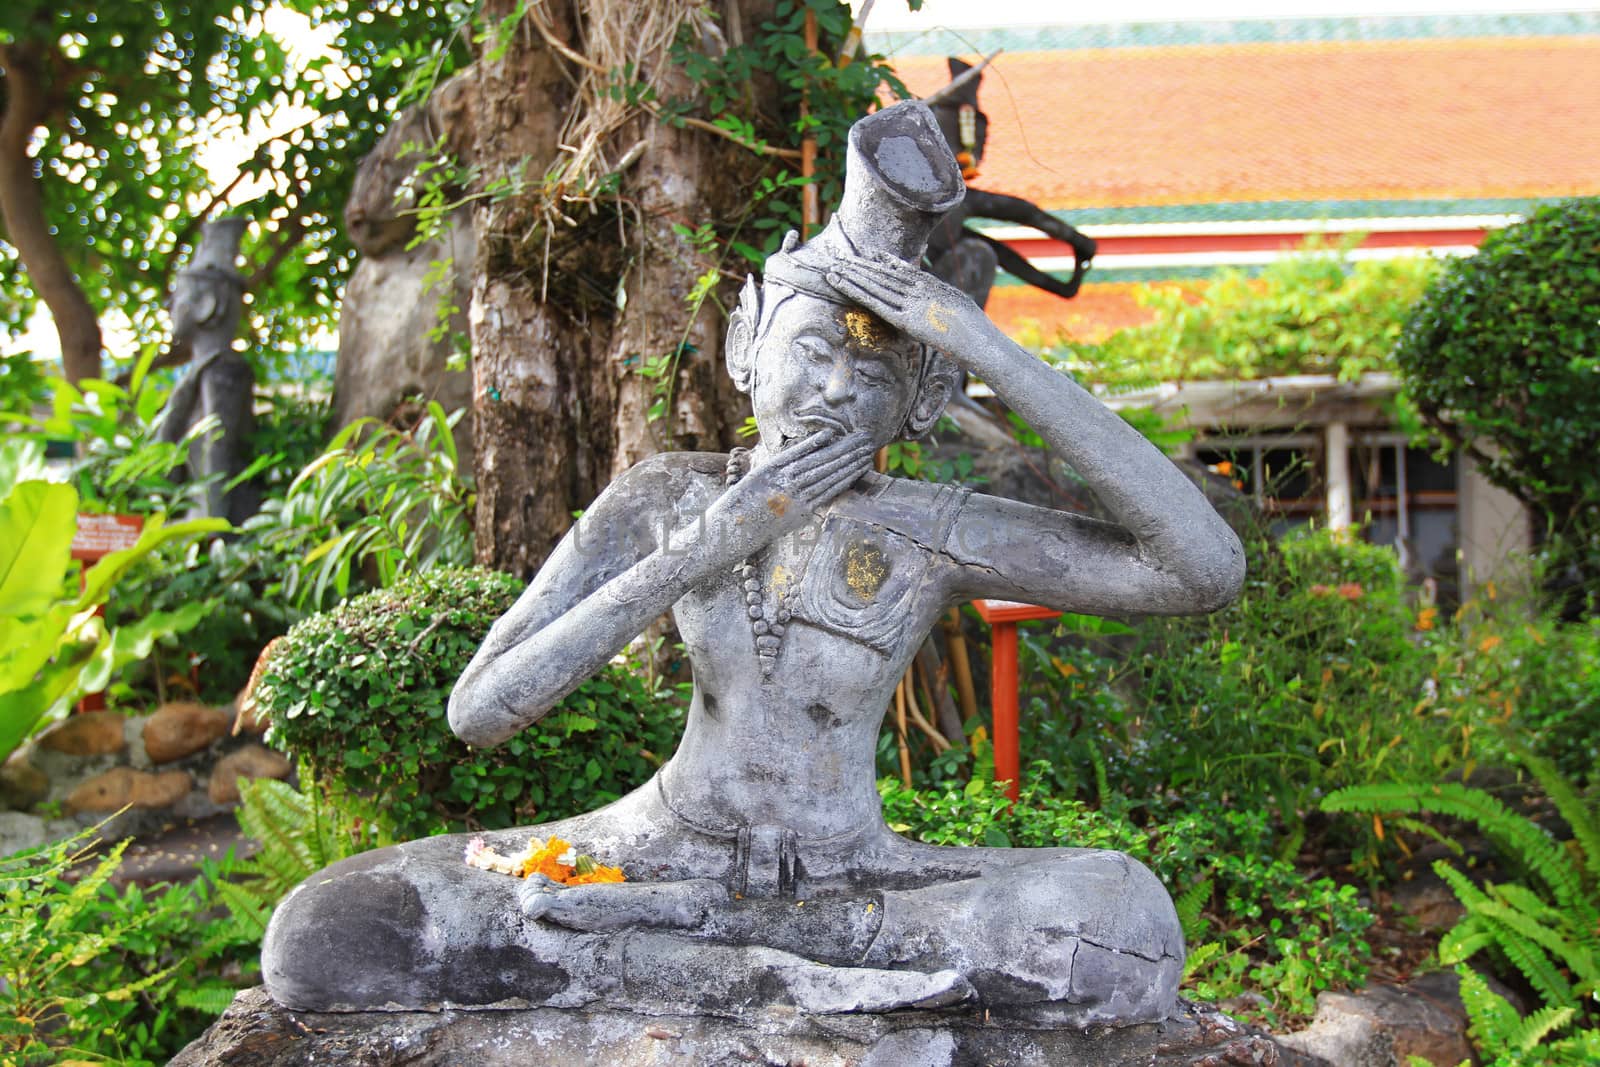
[824,253,980,356]
[704,430,876,563]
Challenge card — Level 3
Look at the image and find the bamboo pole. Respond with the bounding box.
[942,608,979,728]
[894,681,913,786]
[904,679,951,752]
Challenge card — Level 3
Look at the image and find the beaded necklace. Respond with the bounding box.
[724,447,793,677]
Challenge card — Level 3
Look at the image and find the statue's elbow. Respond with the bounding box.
[447,677,503,749]
[1192,529,1247,613]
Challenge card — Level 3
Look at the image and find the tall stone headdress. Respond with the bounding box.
[764,100,966,295]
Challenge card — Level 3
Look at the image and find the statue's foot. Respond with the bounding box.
[781,965,976,1015]
[521,875,729,931]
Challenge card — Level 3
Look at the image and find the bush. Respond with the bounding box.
[1048,236,1440,385]
[256,566,685,839]
[1123,525,1464,840]
[1395,198,1600,609]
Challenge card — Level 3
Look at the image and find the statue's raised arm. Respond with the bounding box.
[822,251,1245,618]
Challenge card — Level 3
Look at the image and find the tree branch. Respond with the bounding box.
[246,216,305,290]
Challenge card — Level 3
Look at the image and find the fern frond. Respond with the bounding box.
[1326,782,1581,905]
[1174,877,1213,943]
[1493,881,1563,925]
[175,983,241,1016]
[1487,921,1575,1008]
[1183,940,1225,980]
[1508,1004,1576,1052]
[196,910,269,957]
[236,777,322,895]
[41,840,129,938]
[1456,964,1521,1058]
[1515,750,1600,886]
[1475,899,1588,985]
[213,878,274,937]
[1438,918,1496,964]
[1433,860,1493,911]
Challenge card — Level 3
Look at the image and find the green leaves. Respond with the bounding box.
[1395,198,1600,608]
[247,402,474,614]
[0,475,222,762]
[2,1,467,376]
[1322,756,1600,1057]
[1,823,258,1064]
[1052,237,1440,387]
[0,481,76,618]
[255,567,687,839]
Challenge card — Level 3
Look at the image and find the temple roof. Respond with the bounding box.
[877,13,1600,342]
[889,31,1600,212]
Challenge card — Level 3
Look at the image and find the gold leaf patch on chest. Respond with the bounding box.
[842,538,890,602]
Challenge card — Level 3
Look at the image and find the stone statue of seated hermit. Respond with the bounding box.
[262,101,1244,1026]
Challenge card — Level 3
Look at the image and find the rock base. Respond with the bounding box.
[174,987,1328,1067]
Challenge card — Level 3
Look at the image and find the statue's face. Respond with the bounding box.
[167,275,216,345]
[749,292,921,452]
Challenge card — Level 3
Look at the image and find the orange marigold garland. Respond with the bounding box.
[464,835,625,886]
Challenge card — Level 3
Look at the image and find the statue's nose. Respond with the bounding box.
[822,362,854,405]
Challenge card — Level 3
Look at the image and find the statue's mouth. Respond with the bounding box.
[794,412,848,436]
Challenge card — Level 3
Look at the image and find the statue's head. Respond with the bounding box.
[170,217,247,345]
[724,101,965,451]
[929,58,988,181]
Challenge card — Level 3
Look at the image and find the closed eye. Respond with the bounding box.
[794,337,833,363]
[855,359,895,385]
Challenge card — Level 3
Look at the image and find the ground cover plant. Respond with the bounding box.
[0,441,223,762]
[0,826,257,1065]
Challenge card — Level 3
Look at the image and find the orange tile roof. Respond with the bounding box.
[893,36,1600,211]
[987,280,1195,345]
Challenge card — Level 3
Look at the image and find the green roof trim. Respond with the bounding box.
[993,264,1266,287]
[971,196,1574,229]
[868,12,1600,58]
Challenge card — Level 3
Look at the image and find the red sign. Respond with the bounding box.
[71,513,144,563]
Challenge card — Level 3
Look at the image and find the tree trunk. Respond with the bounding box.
[468,0,763,576]
[0,43,103,383]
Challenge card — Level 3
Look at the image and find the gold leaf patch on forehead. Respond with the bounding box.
[844,308,894,352]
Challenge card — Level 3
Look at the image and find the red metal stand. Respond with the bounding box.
[971,600,1062,802]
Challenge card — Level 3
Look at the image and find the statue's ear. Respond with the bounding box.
[902,349,958,438]
[195,289,219,326]
[725,275,761,393]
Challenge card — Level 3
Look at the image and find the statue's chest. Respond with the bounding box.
[784,515,936,655]
[680,516,939,665]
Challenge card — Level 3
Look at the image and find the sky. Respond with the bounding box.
[858,0,1597,28]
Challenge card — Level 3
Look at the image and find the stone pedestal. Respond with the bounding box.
[174,988,1326,1067]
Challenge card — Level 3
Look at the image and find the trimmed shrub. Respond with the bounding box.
[255,566,684,839]
[1395,197,1600,608]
